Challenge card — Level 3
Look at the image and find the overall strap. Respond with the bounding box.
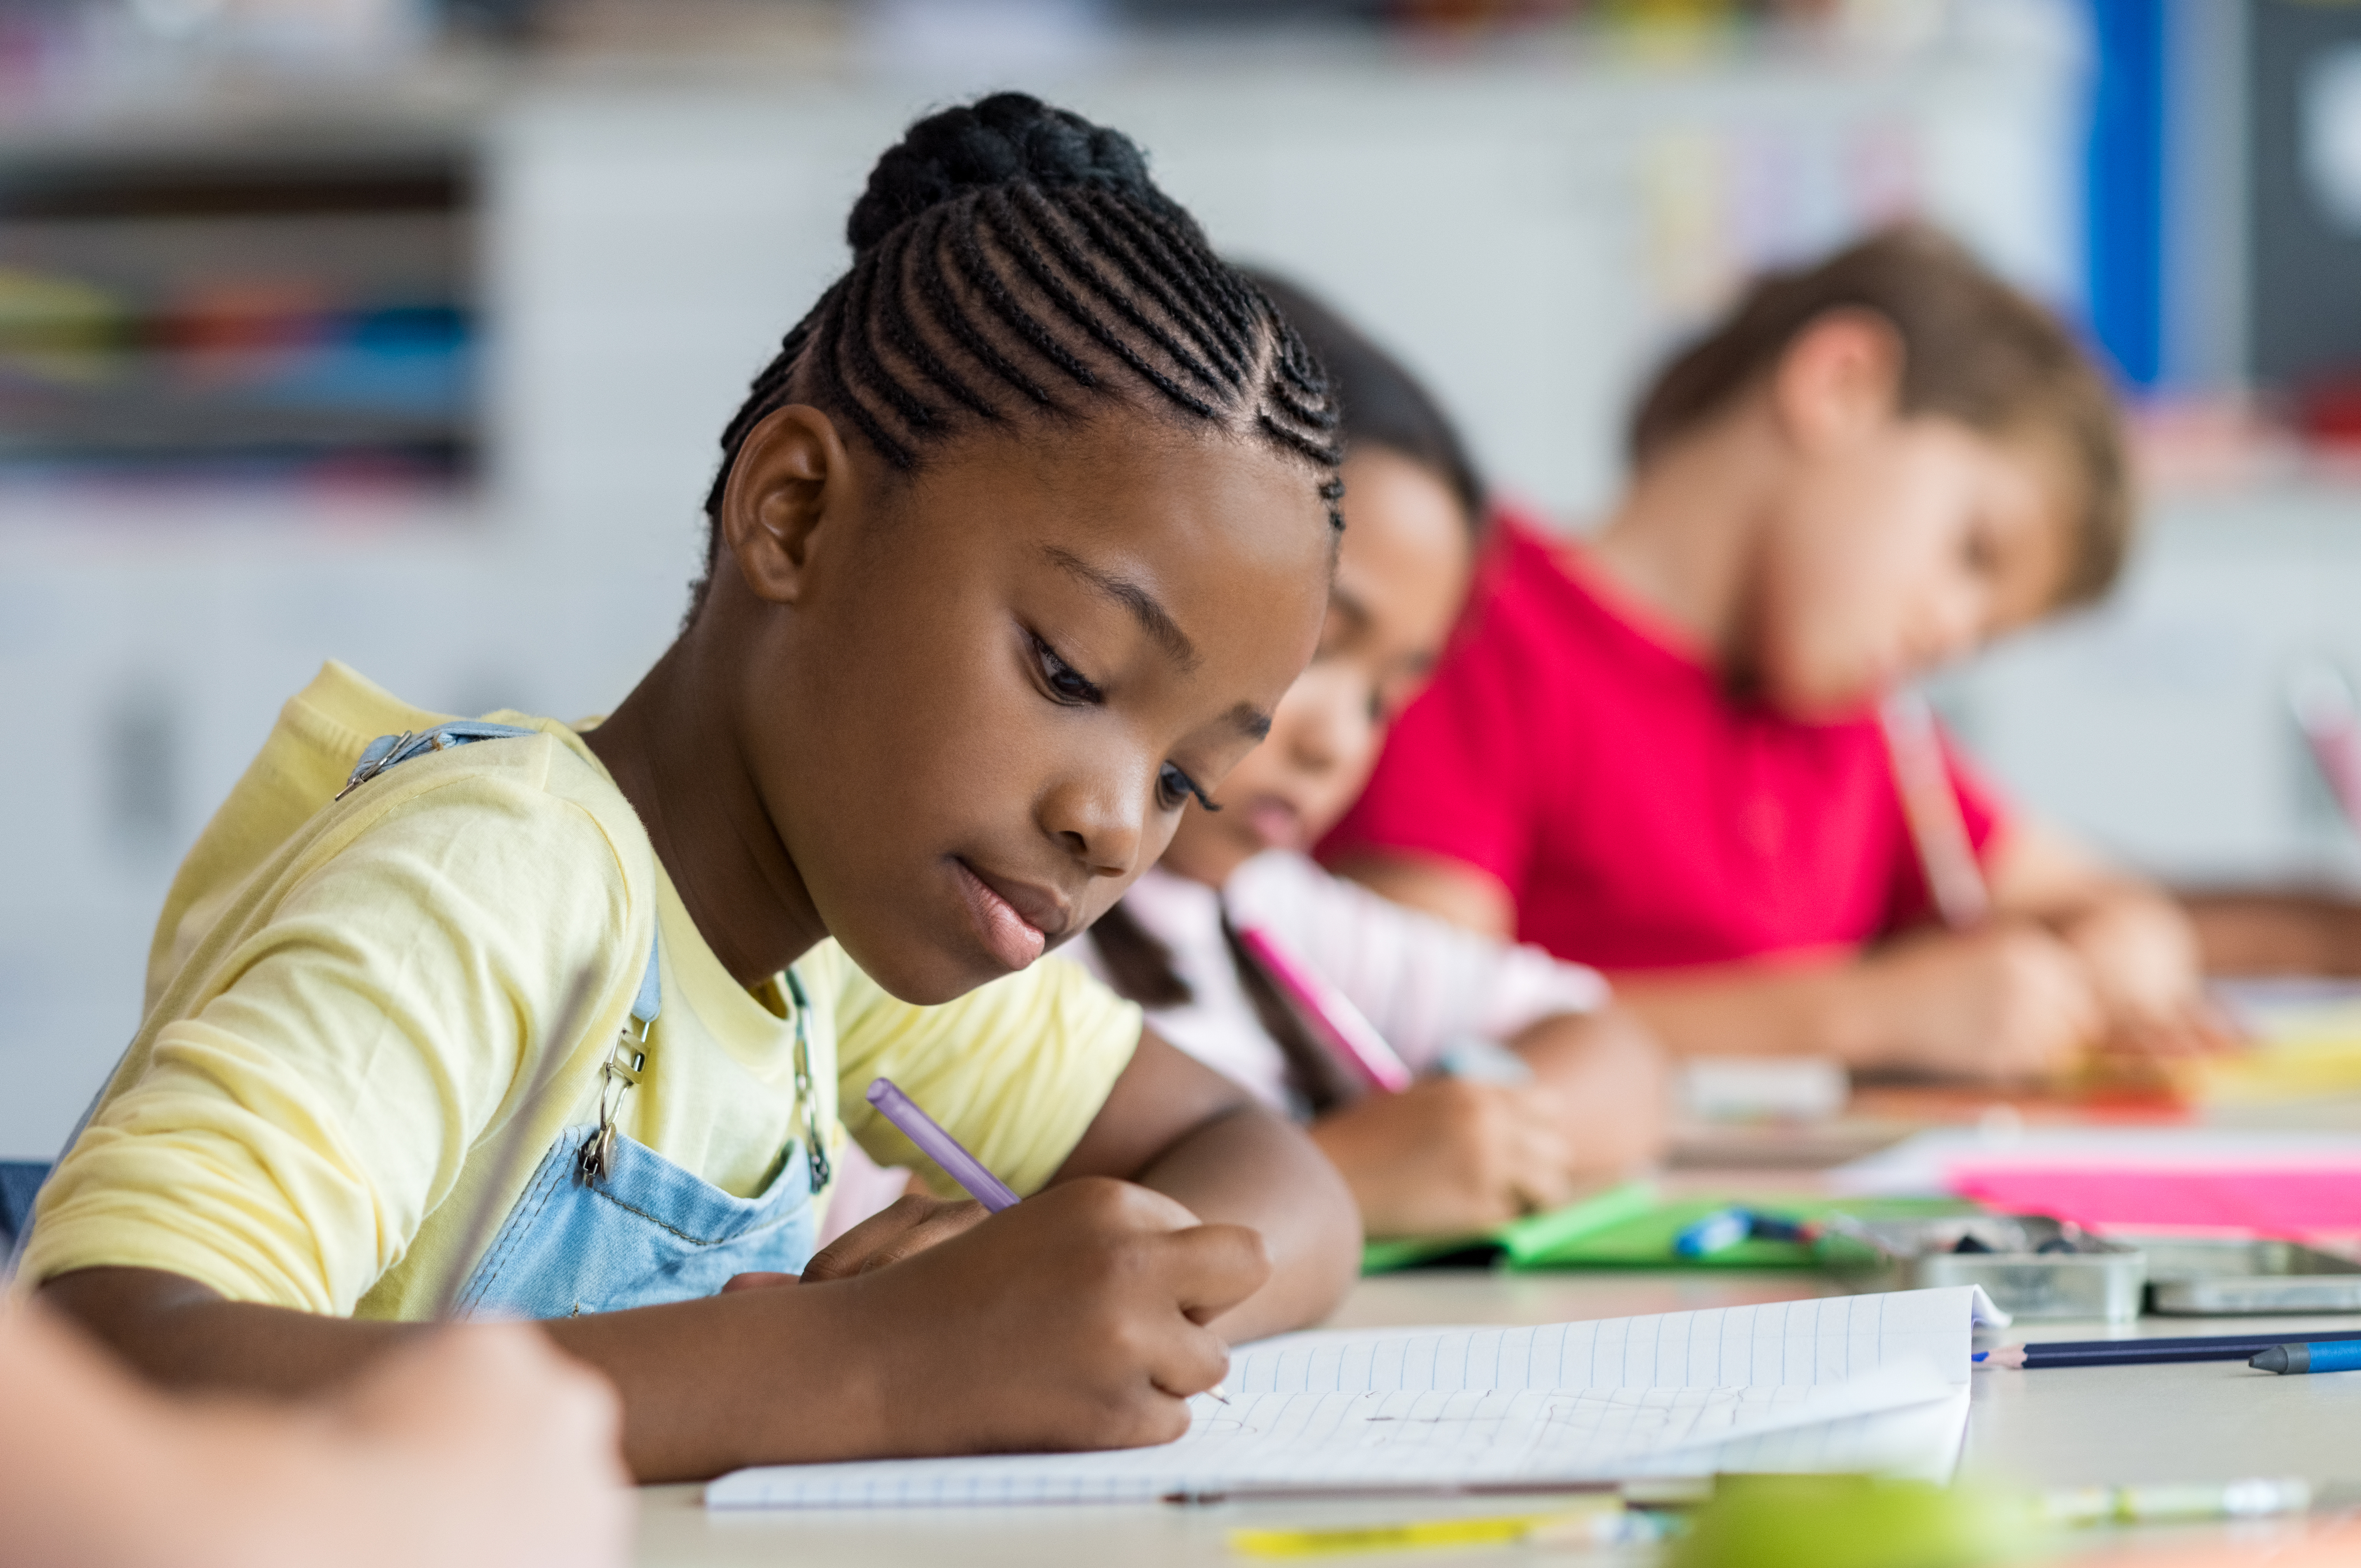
[338,721,544,801]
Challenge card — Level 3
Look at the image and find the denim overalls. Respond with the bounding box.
[13,722,829,1317]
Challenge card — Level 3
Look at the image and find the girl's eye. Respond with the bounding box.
[1031,633,1103,706]
[1159,761,1219,813]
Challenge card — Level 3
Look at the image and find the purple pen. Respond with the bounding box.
[866,1077,1021,1212]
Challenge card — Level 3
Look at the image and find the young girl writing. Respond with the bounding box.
[1323,226,2203,1082]
[1081,274,1667,1239]
[22,94,1360,1482]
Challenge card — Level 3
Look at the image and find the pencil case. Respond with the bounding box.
[2129,1236,2361,1315]
[1815,1212,2146,1322]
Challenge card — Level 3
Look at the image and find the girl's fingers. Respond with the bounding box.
[802,1195,986,1281]
[718,1271,800,1293]
[1147,1320,1236,1400]
[1165,1222,1272,1325]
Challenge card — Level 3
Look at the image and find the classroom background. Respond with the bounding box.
[2,0,2356,1159]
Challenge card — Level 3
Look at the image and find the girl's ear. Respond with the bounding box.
[720,405,855,606]
[1769,307,1905,457]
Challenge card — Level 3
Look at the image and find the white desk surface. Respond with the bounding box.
[629,1269,2361,1566]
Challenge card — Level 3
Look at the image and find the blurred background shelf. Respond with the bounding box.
[0,135,479,481]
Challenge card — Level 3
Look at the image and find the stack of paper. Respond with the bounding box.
[706,1287,1996,1510]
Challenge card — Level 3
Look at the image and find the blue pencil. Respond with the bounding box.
[2250,1341,2361,1375]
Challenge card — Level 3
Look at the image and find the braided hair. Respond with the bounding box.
[692,93,1345,614]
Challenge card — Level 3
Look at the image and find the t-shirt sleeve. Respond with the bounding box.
[22,777,631,1313]
[1316,607,1539,901]
[1883,721,2015,931]
[832,956,1142,1200]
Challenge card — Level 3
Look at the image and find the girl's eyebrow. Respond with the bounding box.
[1041,545,1202,674]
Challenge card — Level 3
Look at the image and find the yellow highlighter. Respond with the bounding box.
[1227,1497,1655,1557]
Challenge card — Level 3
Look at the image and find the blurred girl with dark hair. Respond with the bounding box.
[1082,271,1667,1241]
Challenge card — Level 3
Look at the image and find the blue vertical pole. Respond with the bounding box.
[2085,0,2167,389]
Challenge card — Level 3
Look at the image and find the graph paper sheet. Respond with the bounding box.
[705,1287,1990,1508]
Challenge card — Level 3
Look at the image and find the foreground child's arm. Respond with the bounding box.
[43,1028,1355,1485]
[2,1304,629,1568]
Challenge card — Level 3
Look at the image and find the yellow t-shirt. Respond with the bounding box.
[23,662,1141,1319]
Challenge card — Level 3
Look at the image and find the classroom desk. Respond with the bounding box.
[627,1268,2361,1568]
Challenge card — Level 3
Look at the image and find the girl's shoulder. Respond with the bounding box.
[146,662,653,1012]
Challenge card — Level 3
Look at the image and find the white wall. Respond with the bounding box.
[1940,482,2361,888]
[0,22,2117,1154]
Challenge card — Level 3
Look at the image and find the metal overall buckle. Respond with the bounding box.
[787,970,832,1195]
[581,1012,648,1182]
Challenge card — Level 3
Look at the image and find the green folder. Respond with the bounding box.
[1360,1181,1659,1274]
[1361,1188,1975,1274]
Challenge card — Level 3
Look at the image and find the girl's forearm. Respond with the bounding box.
[40,1264,874,1483]
[543,1281,882,1481]
[39,1267,420,1397]
[1123,1104,1360,1344]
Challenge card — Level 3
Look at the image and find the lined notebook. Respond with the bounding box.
[706,1286,1995,1510]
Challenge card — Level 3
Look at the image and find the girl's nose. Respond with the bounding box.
[1041,770,1145,879]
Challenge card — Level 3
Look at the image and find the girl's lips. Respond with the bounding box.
[1242,796,1307,852]
[950,858,1049,971]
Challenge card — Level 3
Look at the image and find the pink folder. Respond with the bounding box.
[1951,1165,2361,1246]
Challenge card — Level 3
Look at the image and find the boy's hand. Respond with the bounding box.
[1859,923,2103,1080]
[2055,893,2206,1033]
[1310,1079,1577,1237]
[835,1176,1267,1455]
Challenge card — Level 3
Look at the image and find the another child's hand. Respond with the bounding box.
[1310,1078,1579,1238]
[2054,892,2206,1036]
[314,1325,634,1568]
[1856,923,2104,1080]
[831,1176,1267,1455]
[1509,1007,1673,1176]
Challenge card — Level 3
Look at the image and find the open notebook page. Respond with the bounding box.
[704,1370,1966,1508]
[706,1287,1991,1510]
[1229,1284,1992,1397]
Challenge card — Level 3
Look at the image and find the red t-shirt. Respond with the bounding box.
[1318,515,2007,972]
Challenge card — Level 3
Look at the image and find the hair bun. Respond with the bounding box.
[847,93,1181,252]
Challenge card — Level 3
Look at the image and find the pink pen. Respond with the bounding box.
[866,1078,1021,1211]
[1235,925,1415,1092]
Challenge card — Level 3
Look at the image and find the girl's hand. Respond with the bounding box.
[1855,923,2104,1081]
[830,1176,1267,1455]
[1310,1078,1578,1238]
[800,1193,989,1281]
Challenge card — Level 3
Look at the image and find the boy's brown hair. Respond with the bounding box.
[1629,223,2130,608]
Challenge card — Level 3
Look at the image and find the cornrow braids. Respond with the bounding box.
[691,93,1344,616]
